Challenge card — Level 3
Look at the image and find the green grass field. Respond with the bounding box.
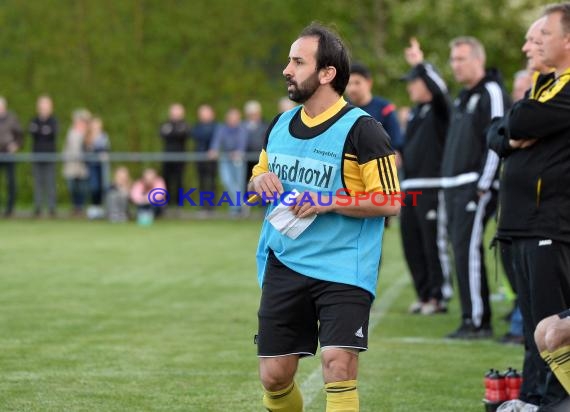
[0,219,523,411]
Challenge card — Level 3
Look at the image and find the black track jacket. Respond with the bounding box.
[442,69,511,192]
[400,63,451,191]
[489,69,570,243]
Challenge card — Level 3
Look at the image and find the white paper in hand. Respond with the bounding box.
[266,189,317,239]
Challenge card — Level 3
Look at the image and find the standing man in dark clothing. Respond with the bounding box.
[29,95,58,217]
[346,63,403,229]
[495,70,532,346]
[442,37,511,339]
[191,104,218,212]
[0,97,23,217]
[489,6,570,410]
[346,62,403,150]
[399,38,453,315]
[160,103,190,206]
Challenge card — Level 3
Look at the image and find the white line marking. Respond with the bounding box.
[301,274,410,408]
[379,336,494,345]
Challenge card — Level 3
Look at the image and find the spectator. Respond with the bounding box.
[191,104,218,212]
[160,103,190,206]
[441,37,510,339]
[107,166,131,222]
[346,62,403,150]
[208,108,247,217]
[496,70,533,346]
[0,97,23,217]
[346,62,403,230]
[29,95,57,218]
[277,96,296,113]
[243,100,268,187]
[63,109,91,216]
[396,105,411,134]
[399,38,453,315]
[490,17,553,412]
[512,70,535,102]
[489,6,570,410]
[130,168,166,219]
[85,117,110,219]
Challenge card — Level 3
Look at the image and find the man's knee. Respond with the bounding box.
[535,315,557,352]
[545,320,570,352]
[259,356,299,392]
[321,348,359,383]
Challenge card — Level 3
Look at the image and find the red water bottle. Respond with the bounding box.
[505,368,523,400]
[503,367,514,400]
[487,369,507,403]
[484,369,495,401]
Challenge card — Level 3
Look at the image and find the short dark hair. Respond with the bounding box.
[544,3,570,34]
[350,62,372,79]
[298,23,350,95]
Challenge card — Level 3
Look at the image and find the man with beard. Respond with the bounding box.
[247,23,401,412]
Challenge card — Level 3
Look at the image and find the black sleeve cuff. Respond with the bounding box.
[558,308,570,319]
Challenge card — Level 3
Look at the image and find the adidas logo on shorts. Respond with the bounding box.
[355,326,364,338]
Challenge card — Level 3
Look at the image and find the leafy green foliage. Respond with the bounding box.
[0,0,546,202]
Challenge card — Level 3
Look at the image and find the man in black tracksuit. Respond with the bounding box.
[442,37,511,339]
[399,39,453,315]
[488,6,570,409]
[487,16,554,411]
[160,103,190,206]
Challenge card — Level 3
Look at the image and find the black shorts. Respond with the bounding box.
[256,251,373,357]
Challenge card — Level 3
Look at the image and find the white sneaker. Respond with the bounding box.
[496,399,538,412]
[408,301,423,314]
[421,301,438,315]
[420,300,448,315]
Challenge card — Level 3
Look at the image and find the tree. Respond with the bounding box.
[0,0,544,204]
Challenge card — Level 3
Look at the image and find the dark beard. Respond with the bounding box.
[287,71,320,103]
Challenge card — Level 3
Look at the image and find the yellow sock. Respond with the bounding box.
[262,381,303,412]
[541,350,553,367]
[549,345,570,395]
[325,380,359,412]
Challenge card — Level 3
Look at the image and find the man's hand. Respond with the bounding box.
[230,151,243,162]
[207,149,218,160]
[394,150,403,169]
[520,139,538,148]
[290,191,333,218]
[250,172,284,200]
[404,37,424,66]
[509,139,538,149]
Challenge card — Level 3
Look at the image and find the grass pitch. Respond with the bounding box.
[0,219,522,411]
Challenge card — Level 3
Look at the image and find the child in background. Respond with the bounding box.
[107,166,131,222]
